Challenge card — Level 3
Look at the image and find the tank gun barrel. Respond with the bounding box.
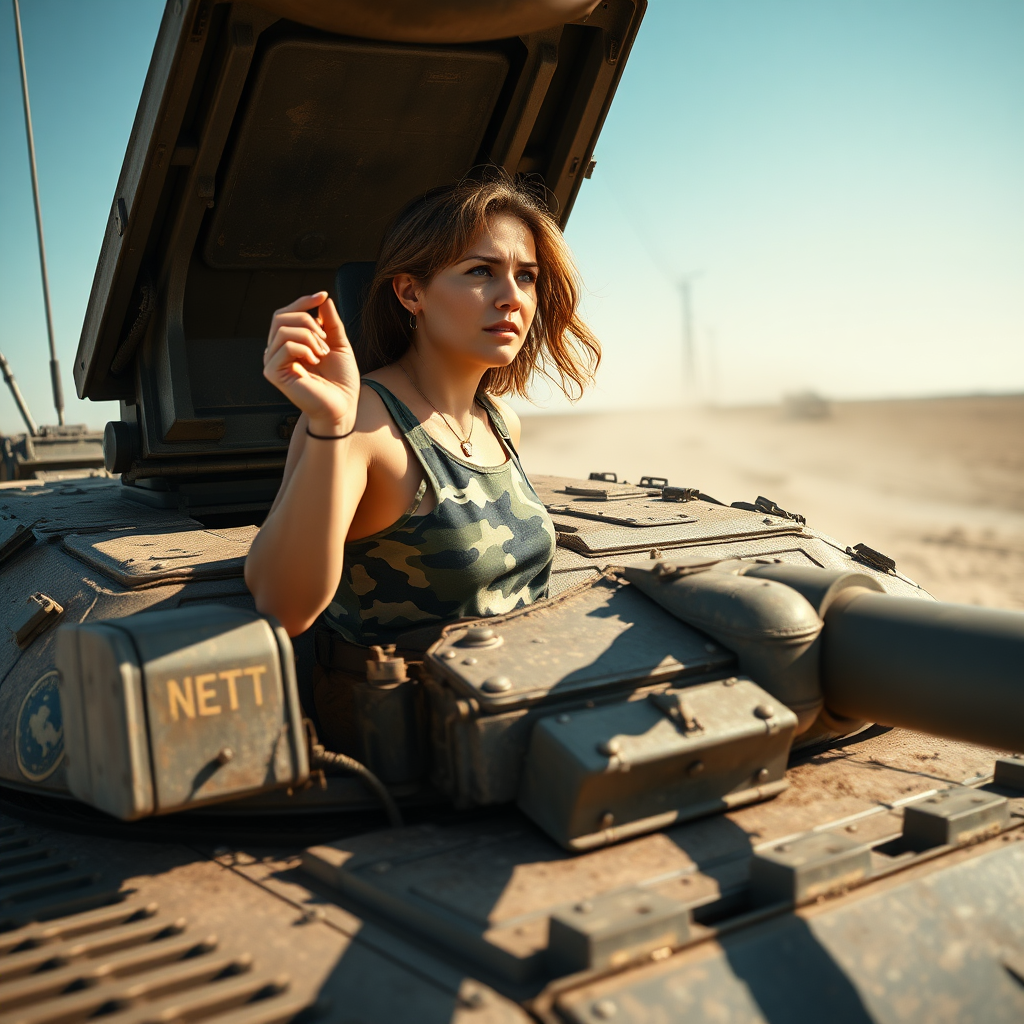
[821,589,1024,752]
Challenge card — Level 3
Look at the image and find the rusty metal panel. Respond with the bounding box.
[428,574,733,712]
[57,606,307,819]
[62,525,257,589]
[0,477,194,537]
[750,831,872,905]
[518,678,796,850]
[58,623,154,819]
[555,842,1024,1024]
[901,786,1009,848]
[548,888,690,973]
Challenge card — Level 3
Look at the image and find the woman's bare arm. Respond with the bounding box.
[244,292,364,636]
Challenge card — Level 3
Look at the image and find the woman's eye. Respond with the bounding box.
[469,265,492,277]
[516,271,537,284]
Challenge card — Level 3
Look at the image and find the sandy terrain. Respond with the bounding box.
[518,394,1024,610]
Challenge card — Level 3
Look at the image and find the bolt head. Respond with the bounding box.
[754,703,775,719]
[599,811,615,829]
[592,999,618,1019]
[755,767,770,781]
[687,759,705,777]
[481,675,512,693]
[442,650,458,660]
[464,626,495,645]
[216,747,234,765]
[598,738,622,756]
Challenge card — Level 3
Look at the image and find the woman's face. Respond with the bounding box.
[397,213,539,371]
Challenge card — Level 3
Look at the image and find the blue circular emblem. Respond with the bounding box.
[16,671,64,781]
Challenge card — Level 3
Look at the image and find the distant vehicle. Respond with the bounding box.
[783,389,831,419]
[1,4,1022,1023]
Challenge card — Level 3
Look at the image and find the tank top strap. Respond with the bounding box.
[476,392,524,464]
[361,377,443,501]
[361,378,421,435]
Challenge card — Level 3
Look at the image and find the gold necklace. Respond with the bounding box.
[397,362,476,458]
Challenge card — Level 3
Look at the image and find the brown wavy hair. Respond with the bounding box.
[358,172,600,400]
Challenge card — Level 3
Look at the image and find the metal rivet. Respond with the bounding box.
[599,811,615,829]
[482,676,512,693]
[723,677,738,686]
[636,903,652,915]
[754,704,775,719]
[971,796,985,804]
[777,844,790,853]
[687,760,705,777]
[532,637,547,644]
[301,906,326,923]
[846,824,859,833]
[598,738,622,756]
[464,626,496,646]
[592,999,618,1019]
[442,650,458,660]
[755,767,770,781]
[557,714,571,724]
[371,861,392,874]
[575,900,593,914]
[216,748,234,765]
[462,657,477,666]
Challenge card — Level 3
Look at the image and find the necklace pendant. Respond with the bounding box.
[461,441,474,458]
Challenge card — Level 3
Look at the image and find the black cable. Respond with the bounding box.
[309,745,403,828]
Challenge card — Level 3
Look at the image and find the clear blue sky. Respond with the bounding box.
[2,0,1022,430]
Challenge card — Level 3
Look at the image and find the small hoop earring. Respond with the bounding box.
[409,312,418,330]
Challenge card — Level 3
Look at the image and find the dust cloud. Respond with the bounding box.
[519,395,1024,610]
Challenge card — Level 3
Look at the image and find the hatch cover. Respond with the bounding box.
[548,500,698,528]
[63,526,257,589]
[427,573,733,711]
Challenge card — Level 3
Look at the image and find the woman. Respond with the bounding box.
[245,175,599,659]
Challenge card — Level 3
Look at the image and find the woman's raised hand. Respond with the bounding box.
[263,292,360,435]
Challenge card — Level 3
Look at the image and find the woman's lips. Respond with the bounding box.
[484,322,518,339]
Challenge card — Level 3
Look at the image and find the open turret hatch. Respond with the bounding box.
[76,0,646,512]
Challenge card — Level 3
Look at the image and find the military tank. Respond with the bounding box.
[2,3,1023,1022]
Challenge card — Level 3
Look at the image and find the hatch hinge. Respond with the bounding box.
[731,495,807,525]
[847,542,897,574]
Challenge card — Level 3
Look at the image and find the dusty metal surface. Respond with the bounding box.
[0,811,528,1023]
[63,525,258,589]
[428,575,732,710]
[299,728,1021,1004]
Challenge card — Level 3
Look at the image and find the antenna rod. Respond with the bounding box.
[13,0,65,426]
[677,271,703,397]
[0,353,38,437]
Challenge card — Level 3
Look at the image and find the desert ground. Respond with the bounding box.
[518,394,1024,610]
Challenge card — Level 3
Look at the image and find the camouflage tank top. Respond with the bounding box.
[323,379,556,647]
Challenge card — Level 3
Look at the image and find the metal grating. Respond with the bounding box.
[0,819,303,1024]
